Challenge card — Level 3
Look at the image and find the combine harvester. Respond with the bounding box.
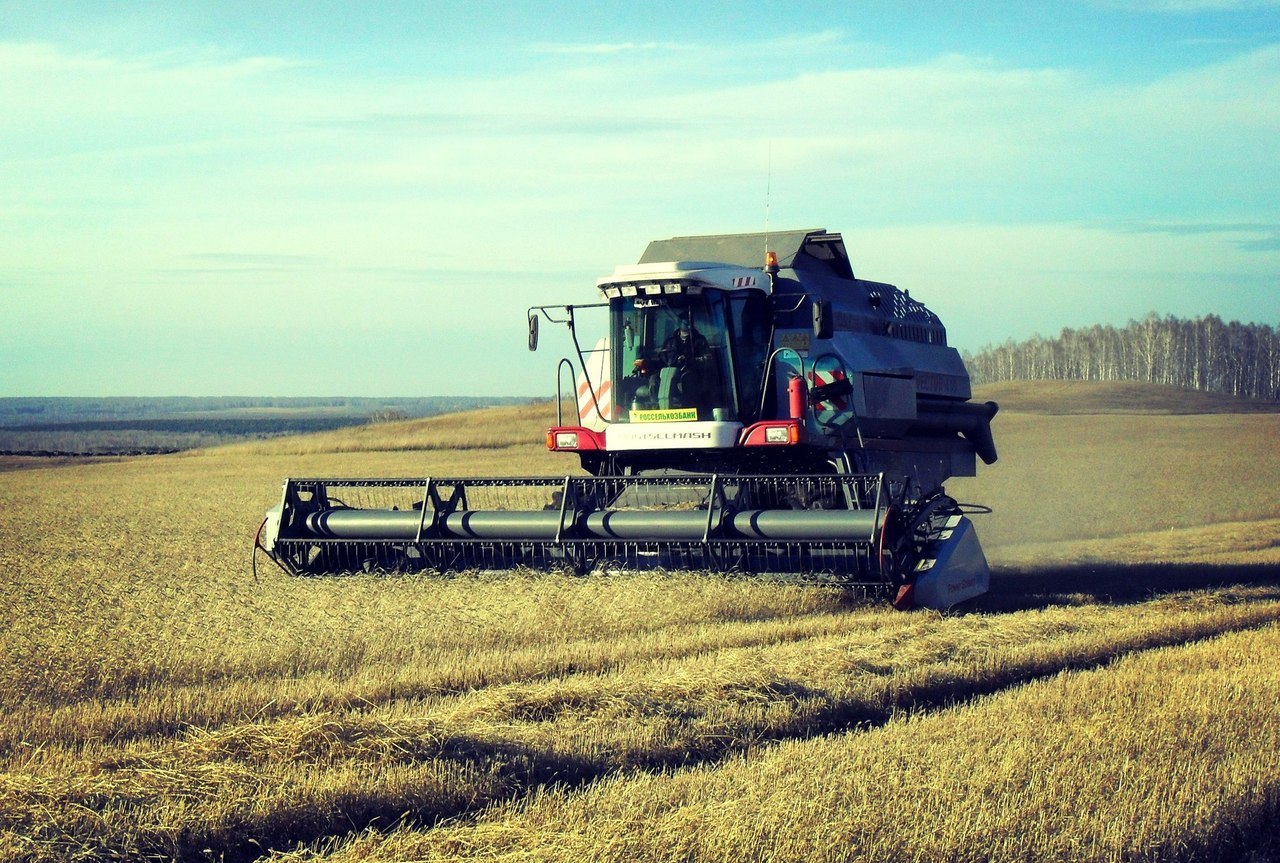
[258,229,998,609]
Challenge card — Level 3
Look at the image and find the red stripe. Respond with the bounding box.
[578,379,613,421]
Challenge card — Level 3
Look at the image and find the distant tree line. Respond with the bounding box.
[962,313,1280,400]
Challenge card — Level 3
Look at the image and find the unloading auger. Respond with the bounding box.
[258,229,999,609]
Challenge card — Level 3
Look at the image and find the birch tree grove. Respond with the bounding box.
[962,314,1280,400]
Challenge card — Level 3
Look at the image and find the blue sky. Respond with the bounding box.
[2,1,1277,396]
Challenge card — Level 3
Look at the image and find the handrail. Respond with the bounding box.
[758,347,805,423]
[810,351,865,449]
[554,358,576,426]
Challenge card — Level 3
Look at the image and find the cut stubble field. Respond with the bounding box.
[1,383,1278,862]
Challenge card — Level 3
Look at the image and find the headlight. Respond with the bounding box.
[765,426,790,443]
[554,432,580,449]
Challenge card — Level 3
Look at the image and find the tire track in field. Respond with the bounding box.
[0,604,871,757]
[21,557,1279,756]
[323,623,1280,863]
[446,591,1280,776]
[34,589,1280,863]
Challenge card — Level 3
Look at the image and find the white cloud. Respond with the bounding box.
[531,40,695,55]
[529,28,848,57]
[4,38,1276,243]
[1087,0,1280,10]
[2,36,1278,393]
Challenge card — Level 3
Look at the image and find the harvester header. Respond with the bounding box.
[259,228,998,610]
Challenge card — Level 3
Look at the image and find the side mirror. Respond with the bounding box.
[812,300,833,340]
[527,313,539,352]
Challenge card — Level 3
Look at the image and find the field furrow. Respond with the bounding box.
[3,584,1278,862]
[0,592,856,753]
[279,624,1280,863]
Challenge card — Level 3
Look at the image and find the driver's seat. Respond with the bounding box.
[657,366,679,408]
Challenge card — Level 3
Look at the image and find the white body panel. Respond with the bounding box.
[598,261,768,295]
[606,421,743,451]
[576,336,612,432]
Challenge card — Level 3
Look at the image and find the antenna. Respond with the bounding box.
[763,142,772,260]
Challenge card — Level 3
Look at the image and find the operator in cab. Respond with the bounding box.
[627,323,712,413]
[659,324,710,369]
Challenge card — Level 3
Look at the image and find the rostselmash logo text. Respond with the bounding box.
[631,431,713,440]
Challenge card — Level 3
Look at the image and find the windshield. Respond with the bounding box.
[612,291,737,422]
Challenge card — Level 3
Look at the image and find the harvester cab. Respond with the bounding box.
[258,229,998,610]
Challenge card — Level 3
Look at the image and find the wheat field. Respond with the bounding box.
[1,385,1278,862]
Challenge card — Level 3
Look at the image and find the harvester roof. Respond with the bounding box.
[639,229,854,281]
[597,261,768,295]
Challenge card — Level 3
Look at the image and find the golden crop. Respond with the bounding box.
[1,391,1277,862]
